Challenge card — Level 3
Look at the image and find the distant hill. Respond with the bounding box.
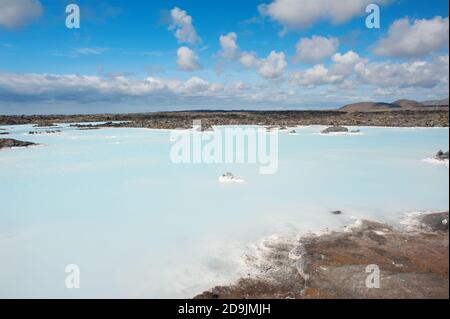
[421,98,449,107]
[340,98,449,112]
[393,99,424,108]
[340,102,402,112]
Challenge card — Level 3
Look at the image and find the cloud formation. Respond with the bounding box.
[355,55,449,88]
[0,0,43,29]
[330,51,366,76]
[290,51,449,90]
[219,32,239,59]
[0,56,447,111]
[291,64,343,86]
[0,1,448,113]
[177,47,201,71]
[291,51,362,87]
[374,16,449,58]
[258,51,287,79]
[218,32,287,79]
[238,51,260,68]
[259,0,387,31]
[294,35,339,63]
[169,7,201,44]
[0,73,242,102]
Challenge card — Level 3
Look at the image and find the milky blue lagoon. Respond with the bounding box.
[0,124,448,298]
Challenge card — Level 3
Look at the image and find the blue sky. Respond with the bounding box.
[0,0,449,114]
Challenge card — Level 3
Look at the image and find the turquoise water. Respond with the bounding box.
[0,124,448,298]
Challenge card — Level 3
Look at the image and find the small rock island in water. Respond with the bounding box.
[321,126,349,134]
[435,150,449,161]
[321,126,362,134]
[218,172,245,183]
[28,130,61,135]
[0,138,37,150]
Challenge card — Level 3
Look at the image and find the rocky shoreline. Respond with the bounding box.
[0,109,448,129]
[195,212,449,299]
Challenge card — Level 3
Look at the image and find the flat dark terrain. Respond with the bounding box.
[0,109,448,128]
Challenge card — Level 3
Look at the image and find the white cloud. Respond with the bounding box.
[0,62,448,111]
[177,47,201,71]
[290,51,449,90]
[51,47,110,58]
[332,51,362,65]
[374,17,449,58]
[239,51,260,68]
[75,47,107,55]
[291,64,343,86]
[0,72,303,108]
[291,50,362,87]
[219,32,239,59]
[355,55,449,88]
[217,32,287,79]
[258,51,287,79]
[169,7,201,44]
[0,0,43,29]
[181,76,210,93]
[294,35,339,63]
[0,73,233,100]
[330,51,365,76]
[259,0,388,31]
[233,81,249,91]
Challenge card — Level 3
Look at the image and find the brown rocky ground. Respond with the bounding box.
[0,110,448,129]
[195,212,449,299]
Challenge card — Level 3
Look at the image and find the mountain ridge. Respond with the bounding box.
[340,97,449,112]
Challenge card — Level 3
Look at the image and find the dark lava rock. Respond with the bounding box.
[421,212,449,231]
[0,109,449,128]
[200,125,214,132]
[331,210,343,215]
[435,150,449,161]
[33,122,57,128]
[78,127,100,130]
[0,138,36,149]
[0,132,9,135]
[28,130,61,135]
[321,126,349,134]
[70,124,100,130]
